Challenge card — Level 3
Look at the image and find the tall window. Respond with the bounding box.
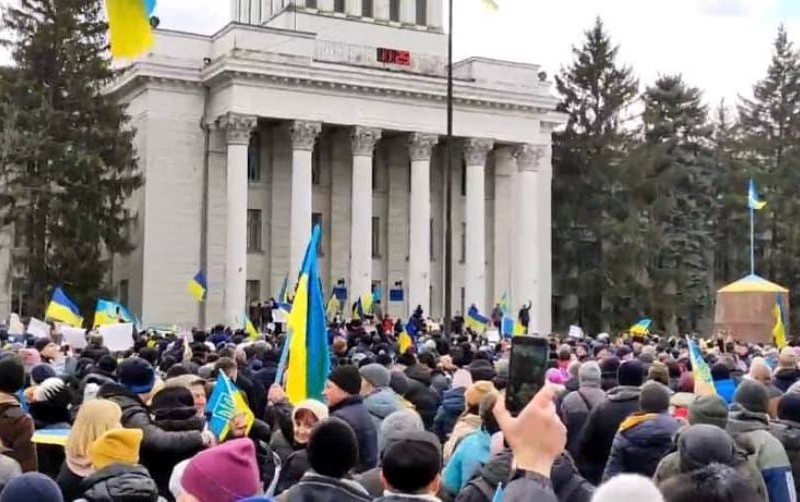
[460,160,466,196]
[312,212,324,255]
[306,0,318,8]
[362,0,373,17]
[372,281,382,303]
[334,0,345,12]
[389,0,400,21]
[246,280,261,304]
[372,217,381,257]
[459,222,466,263]
[248,132,260,182]
[416,0,427,24]
[312,143,321,185]
[460,287,465,316]
[247,209,262,252]
[119,279,129,307]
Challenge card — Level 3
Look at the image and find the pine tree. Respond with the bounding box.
[0,0,142,316]
[552,17,641,333]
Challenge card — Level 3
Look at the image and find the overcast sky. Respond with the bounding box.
[4,0,800,107]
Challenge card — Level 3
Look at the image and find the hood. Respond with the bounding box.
[619,413,680,447]
[727,404,770,433]
[81,464,160,501]
[774,368,800,386]
[405,365,432,386]
[364,388,403,420]
[96,382,146,413]
[771,419,800,450]
[440,387,466,413]
[477,448,513,485]
[607,385,640,402]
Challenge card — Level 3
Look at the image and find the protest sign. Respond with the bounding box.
[27,317,50,339]
[206,373,254,441]
[486,329,500,343]
[98,323,134,352]
[568,325,584,339]
[61,326,87,349]
[8,314,24,336]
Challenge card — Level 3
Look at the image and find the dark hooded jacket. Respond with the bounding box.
[403,365,440,429]
[575,385,640,485]
[601,412,681,480]
[773,369,800,393]
[76,464,160,502]
[277,472,372,502]
[769,418,800,494]
[434,387,466,442]
[329,395,378,473]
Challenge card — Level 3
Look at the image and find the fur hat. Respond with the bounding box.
[465,381,497,408]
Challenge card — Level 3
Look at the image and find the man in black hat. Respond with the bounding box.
[324,365,378,473]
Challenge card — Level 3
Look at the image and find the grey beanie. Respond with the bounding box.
[639,381,670,414]
[734,379,769,414]
[678,424,736,472]
[360,363,391,389]
[688,394,729,429]
[381,409,424,452]
[579,361,601,387]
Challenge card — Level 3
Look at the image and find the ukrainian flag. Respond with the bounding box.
[399,320,417,354]
[105,0,154,59]
[352,293,373,320]
[773,294,788,349]
[629,318,651,335]
[466,305,489,332]
[187,271,207,302]
[245,315,259,341]
[205,373,254,440]
[45,287,83,327]
[285,225,330,405]
[686,336,716,395]
[748,178,766,210]
[326,294,339,321]
[277,274,292,312]
[94,299,133,327]
[498,292,509,316]
[32,428,70,447]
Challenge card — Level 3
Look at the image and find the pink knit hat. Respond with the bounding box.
[546,368,566,385]
[180,438,260,502]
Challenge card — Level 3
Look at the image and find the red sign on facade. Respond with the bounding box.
[377,48,411,66]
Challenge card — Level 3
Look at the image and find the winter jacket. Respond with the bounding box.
[560,387,607,457]
[374,494,440,502]
[443,414,482,463]
[602,412,681,480]
[275,448,309,495]
[329,395,379,473]
[727,404,795,502]
[774,368,800,393]
[714,378,737,405]
[0,392,37,472]
[575,385,640,485]
[57,460,88,502]
[363,388,404,451]
[276,472,372,502]
[443,429,491,495]
[76,463,160,502]
[403,368,441,429]
[96,383,204,497]
[769,418,800,494]
[434,387,466,442]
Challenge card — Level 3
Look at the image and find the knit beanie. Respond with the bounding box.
[599,356,621,377]
[307,417,359,478]
[89,428,143,470]
[151,386,197,422]
[678,424,736,473]
[451,369,473,390]
[688,394,729,429]
[465,381,497,408]
[328,365,362,395]
[0,472,63,502]
[546,368,566,385]
[579,361,601,387]
[710,363,730,381]
[359,363,391,389]
[639,381,670,413]
[382,410,424,445]
[0,356,24,394]
[590,474,664,502]
[30,364,56,385]
[647,362,670,386]
[734,379,769,414]
[617,360,645,387]
[292,399,329,423]
[778,392,800,422]
[181,438,260,502]
[118,358,156,395]
[468,359,496,382]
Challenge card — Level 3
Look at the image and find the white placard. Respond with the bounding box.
[98,323,134,352]
[486,329,500,343]
[568,325,584,339]
[61,327,87,350]
[272,308,287,324]
[27,317,50,339]
[7,314,24,336]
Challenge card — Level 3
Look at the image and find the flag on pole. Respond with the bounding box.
[687,336,716,396]
[466,305,490,332]
[105,0,155,59]
[773,294,788,349]
[748,178,766,210]
[629,318,651,335]
[285,225,330,405]
[187,271,207,301]
[244,315,259,340]
[398,320,417,354]
[205,373,254,441]
[45,287,83,327]
[352,293,374,320]
[93,299,135,327]
[277,274,292,313]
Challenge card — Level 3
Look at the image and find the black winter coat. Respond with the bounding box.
[575,385,640,485]
[77,464,160,502]
[601,412,681,480]
[402,367,440,429]
[56,461,86,502]
[278,473,371,502]
[769,418,800,494]
[773,369,800,393]
[329,395,378,473]
[97,383,204,497]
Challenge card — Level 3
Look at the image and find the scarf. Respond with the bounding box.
[66,454,94,478]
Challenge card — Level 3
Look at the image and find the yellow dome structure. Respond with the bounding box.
[714,274,789,344]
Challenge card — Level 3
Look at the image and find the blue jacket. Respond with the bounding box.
[602,412,681,480]
[443,428,491,495]
[434,387,466,441]
[714,378,737,405]
[330,395,378,473]
[363,388,404,451]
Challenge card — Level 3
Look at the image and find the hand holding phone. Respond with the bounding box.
[505,336,550,416]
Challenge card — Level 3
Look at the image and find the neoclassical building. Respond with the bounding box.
[0,0,563,332]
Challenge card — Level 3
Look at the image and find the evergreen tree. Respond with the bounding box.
[552,17,641,333]
[0,0,142,317]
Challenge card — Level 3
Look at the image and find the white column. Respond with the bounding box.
[426,0,442,28]
[493,146,515,310]
[407,133,438,317]
[463,138,493,313]
[289,121,321,281]
[537,143,553,335]
[349,126,382,303]
[374,0,390,19]
[345,0,362,15]
[513,144,544,335]
[400,0,415,23]
[319,0,334,11]
[218,113,257,327]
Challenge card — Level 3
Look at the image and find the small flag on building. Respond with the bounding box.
[187,271,207,302]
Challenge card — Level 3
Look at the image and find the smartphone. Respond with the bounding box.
[505,336,550,416]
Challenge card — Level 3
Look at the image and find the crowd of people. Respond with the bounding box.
[0,314,795,501]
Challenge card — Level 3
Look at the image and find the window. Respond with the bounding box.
[119,279,129,307]
[416,0,427,24]
[333,0,345,12]
[312,143,321,185]
[372,281,382,304]
[247,132,260,182]
[460,287,465,317]
[430,218,434,260]
[362,0,373,17]
[247,209,262,252]
[306,0,317,8]
[312,212,324,255]
[460,160,466,196]
[246,280,261,305]
[460,222,466,263]
[389,0,400,21]
[372,216,381,257]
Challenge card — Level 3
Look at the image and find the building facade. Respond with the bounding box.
[0,0,563,332]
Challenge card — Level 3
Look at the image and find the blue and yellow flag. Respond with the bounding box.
[326,294,339,321]
[277,274,292,312]
[773,294,788,349]
[94,299,135,327]
[687,336,716,396]
[285,225,330,405]
[105,0,154,59]
[187,271,207,302]
[629,318,651,335]
[748,178,766,210]
[466,305,490,332]
[45,287,83,327]
[498,292,509,316]
[352,293,374,320]
[245,315,259,341]
[32,428,70,447]
[398,320,417,354]
[205,373,254,440]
